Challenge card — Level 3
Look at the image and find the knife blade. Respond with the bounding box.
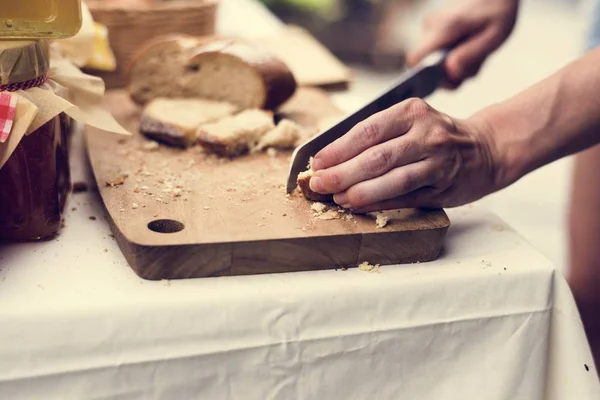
[285,49,449,194]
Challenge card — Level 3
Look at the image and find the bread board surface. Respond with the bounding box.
[86,90,449,279]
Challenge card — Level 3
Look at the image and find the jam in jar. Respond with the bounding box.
[0,40,72,241]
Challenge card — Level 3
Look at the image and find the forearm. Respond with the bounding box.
[472,46,600,187]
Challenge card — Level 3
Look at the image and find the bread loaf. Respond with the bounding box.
[127,35,297,110]
[196,109,276,157]
[127,34,205,105]
[139,98,238,148]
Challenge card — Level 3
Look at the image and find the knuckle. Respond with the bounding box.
[396,138,412,157]
[404,98,431,118]
[359,118,380,144]
[366,146,394,173]
[398,170,417,193]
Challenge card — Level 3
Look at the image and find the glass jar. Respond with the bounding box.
[0,40,73,241]
[0,0,82,39]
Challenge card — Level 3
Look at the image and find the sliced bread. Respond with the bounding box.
[196,109,275,157]
[255,119,314,151]
[139,98,239,148]
[127,35,297,110]
[127,34,207,105]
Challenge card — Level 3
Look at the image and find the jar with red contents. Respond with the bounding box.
[0,40,73,241]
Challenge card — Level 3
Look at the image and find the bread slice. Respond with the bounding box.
[182,40,297,110]
[127,34,207,105]
[297,166,334,202]
[255,119,313,151]
[196,109,275,157]
[127,36,297,110]
[139,98,238,148]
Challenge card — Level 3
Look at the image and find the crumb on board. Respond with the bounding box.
[267,148,278,158]
[358,261,380,273]
[89,216,97,221]
[132,203,139,209]
[141,140,160,151]
[311,202,327,214]
[318,210,341,220]
[375,214,389,228]
[104,174,128,187]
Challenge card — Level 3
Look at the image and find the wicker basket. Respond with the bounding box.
[85,0,218,89]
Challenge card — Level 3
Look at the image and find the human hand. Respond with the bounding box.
[407,0,519,88]
[308,98,507,213]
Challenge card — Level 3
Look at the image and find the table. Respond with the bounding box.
[0,1,598,399]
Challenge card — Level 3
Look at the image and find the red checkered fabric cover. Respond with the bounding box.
[0,93,17,143]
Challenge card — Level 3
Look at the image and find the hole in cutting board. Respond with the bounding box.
[148,219,185,234]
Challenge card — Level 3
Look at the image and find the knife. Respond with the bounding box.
[285,49,450,194]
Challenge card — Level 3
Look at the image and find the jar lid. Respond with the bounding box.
[0,40,49,86]
[0,0,82,40]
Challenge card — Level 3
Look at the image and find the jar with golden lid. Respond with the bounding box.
[0,40,72,241]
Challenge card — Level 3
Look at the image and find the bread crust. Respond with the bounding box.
[139,114,193,148]
[127,35,296,109]
[187,40,296,110]
[126,34,213,105]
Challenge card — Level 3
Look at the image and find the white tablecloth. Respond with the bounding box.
[0,0,598,399]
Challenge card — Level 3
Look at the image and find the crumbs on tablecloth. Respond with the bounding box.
[358,261,380,273]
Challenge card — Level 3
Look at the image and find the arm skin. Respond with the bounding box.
[477,46,600,190]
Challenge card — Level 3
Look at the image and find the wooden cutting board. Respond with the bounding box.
[85,89,450,280]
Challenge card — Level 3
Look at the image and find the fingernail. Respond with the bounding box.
[309,176,323,192]
[334,193,347,205]
[312,157,323,171]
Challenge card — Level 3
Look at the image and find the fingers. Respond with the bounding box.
[406,14,465,66]
[350,188,442,214]
[309,135,424,194]
[406,11,473,67]
[331,161,438,209]
[312,98,429,171]
[444,26,501,84]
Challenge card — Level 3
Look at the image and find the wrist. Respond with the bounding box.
[467,105,529,190]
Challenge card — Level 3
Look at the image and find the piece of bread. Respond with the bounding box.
[139,98,239,148]
[182,40,297,110]
[254,119,310,151]
[127,36,297,110]
[127,34,208,105]
[297,167,334,202]
[196,109,276,157]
